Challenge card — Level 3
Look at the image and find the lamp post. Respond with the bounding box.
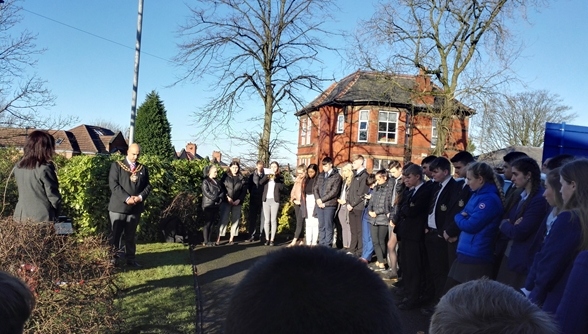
[128,0,144,145]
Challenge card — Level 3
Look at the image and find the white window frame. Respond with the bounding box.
[377,111,399,144]
[300,117,312,145]
[336,114,344,134]
[431,117,439,148]
[357,110,369,142]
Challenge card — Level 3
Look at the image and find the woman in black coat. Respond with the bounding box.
[217,161,248,245]
[201,165,225,246]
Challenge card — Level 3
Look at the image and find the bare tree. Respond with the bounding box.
[175,0,337,165]
[350,0,535,155]
[476,90,576,152]
[0,0,57,129]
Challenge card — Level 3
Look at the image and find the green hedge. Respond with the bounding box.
[0,151,297,242]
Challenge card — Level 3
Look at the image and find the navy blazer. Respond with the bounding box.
[396,182,434,241]
[499,188,550,275]
[444,180,472,238]
[556,251,588,333]
[525,211,581,313]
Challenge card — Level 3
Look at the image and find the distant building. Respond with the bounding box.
[175,142,228,166]
[295,70,473,170]
[0,125,128,158]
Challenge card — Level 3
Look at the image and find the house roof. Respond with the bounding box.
[0,128,80,154]
[68,124,116,154]
[296,70,473,116]
[476,146,544,168]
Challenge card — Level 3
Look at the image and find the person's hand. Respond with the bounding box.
[514,217,523,225]
[369,211,377,218]
[319,203,326,209]
[227,196,234,204]
[364,194,372,200]
[443,230,450,241]
[461,211,468,217]
[293,200,300,205]
[337,199,346,205]
[347,204,353,211]
[132,196,142,203]
[126,197,136,205]
[389,221,395,227]
[233,199,240,206]
[316,198,323,205]
[447,236,458,243]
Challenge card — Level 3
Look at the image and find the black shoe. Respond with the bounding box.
[126,260,142,268]
[269,241,274,246]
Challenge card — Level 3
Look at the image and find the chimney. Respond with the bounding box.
[414,68,434,105]
[212,151,222,163]
[186,142,197,156]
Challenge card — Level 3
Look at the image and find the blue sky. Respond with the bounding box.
[17,0,587,163]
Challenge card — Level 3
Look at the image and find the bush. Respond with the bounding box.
[0,218,120,333]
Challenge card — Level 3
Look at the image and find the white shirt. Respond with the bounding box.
[427,177,451,229]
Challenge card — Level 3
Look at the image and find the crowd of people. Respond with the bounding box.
[211,151,587,333]
[7,129,588,332]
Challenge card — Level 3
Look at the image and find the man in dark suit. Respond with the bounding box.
[424,157,461,305]
[395,164,434,310]
[313,156,342,247]
[108,143,151,267]
[346,155,369,256]
[445,151,475,265]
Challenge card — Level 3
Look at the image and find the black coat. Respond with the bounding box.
[430,178,461,237]
[444,179,473,238]
[221,172,248,203]
[313,170,342,207]
[395,182,434,241]
[108,160,151,214]
[368,183,392,225]
[248,169,265,199]
[261,174,285,203]
[347,169,369,210]
[202,177,224,209]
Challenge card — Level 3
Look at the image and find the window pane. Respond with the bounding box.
[360,110,368,120]
[359,131,367,141]
[379,122,387,132]
[360,122,367,130]
[389,112,397,122]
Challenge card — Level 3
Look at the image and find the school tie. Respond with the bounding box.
[130,163,136,172]
[429,182,442,214]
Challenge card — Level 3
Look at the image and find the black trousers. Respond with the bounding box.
[202,207,219,244]
[109,211,140,260]
[399,238,426,303]
[348,209,363,256]
[425,231,449,301]
[293,204,305,239]
[248,196,263,238]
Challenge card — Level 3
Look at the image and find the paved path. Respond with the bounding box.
[192,238,431,334]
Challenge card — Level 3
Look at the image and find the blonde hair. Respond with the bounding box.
[467,162,505,206]
[339,161,353,186]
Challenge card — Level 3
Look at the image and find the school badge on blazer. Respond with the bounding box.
[440,204,447,211]
[410,202,415,207]
[458,199,465,207]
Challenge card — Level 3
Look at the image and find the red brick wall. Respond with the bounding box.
[297,105,469,171]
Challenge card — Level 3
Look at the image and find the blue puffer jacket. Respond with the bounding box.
[454,183,503,262]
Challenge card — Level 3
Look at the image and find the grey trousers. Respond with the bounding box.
[263,200,280,241]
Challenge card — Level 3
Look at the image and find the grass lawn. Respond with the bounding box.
[116,243,196,334]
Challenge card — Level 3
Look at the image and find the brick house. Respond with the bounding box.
[295,70,472,171]
[0,125,128,158]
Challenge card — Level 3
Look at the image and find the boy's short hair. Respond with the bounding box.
[421,155,438,165]
[403,164,423,178]
[428,157,451,172]
[450,151,475,165]
[225,247,403,334]
[503,151,528,164]
[430,279,558,334]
